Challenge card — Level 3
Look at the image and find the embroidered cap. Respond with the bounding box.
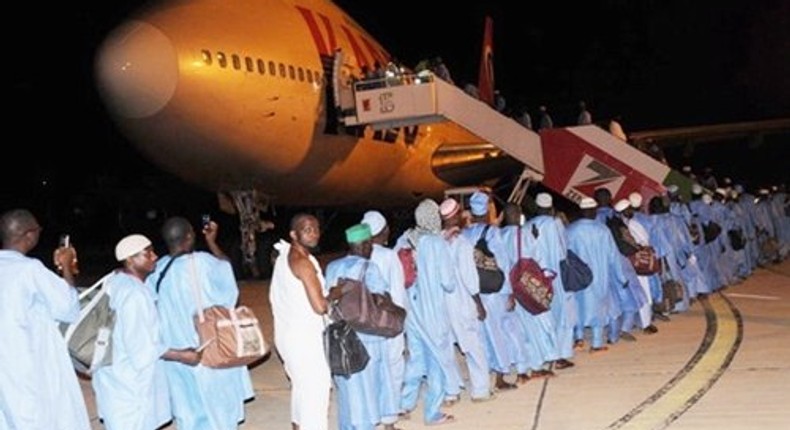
[345,224,372,244]
[439,198,460,220]
[628,192,643,208]
[115,234,152,261]
[469,191,490,216]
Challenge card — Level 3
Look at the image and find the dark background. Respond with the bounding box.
[5,0,789,276]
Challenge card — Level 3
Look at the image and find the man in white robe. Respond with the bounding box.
[361,210,408,427]
[271,214,336,430]
[617,200,659,334]
[0,209,90,430]
[93,234,200,430]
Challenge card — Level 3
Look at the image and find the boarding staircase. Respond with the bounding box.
[338,72,687,205]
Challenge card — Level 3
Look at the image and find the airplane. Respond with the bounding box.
[94,0,787,276]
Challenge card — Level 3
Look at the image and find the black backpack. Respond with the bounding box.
[474,225,505,294]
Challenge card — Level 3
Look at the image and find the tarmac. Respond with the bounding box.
[80,259,790,429]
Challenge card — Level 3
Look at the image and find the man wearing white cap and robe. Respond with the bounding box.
[733,185,760,270]
[361,210,408,428]
[93,235,201,430]
[567,198,627,351]
[439,198,494,401]
[523,192,576,369]
[711,189,746,284]
[689,187,727,290]
[616,201,659,334]
[499,203,556,379]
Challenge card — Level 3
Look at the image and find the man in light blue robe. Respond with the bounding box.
[526,193,576,368]
[689,189,726,290]
[326,224,398,430]
[94,234,201,430]
[754,189,779,264]
[497,203,559,378]
[0,209,90,430]
[148,217,254,430]
[397,199,458,425]
[734,185,760,271]
[440,198,494,400]
[361,210,407,427]
[567,198,627,351]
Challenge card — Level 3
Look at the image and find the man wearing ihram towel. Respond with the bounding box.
[326,224,399,430]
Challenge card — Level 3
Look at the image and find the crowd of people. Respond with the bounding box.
[1,173,786,429]
[267,177,788,429]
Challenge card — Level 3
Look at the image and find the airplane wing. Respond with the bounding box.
[629,118,790,147]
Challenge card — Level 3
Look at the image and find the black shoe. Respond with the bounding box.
[643,324,658,334]
[620,331,638,342]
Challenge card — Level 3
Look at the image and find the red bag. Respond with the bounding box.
[398,247,417,289]
[628,246,661,275]
[510,227,554,315]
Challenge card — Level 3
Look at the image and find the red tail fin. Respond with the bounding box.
[477,16,495,106]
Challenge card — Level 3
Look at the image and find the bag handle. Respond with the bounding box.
[155,252,187,293]
[517,225,522,261]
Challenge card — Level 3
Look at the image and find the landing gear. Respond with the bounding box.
[227,190,275,280]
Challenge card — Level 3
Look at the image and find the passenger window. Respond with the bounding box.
[268,61,276,76]
[257,59,265,74]
[298,67,305,82]
[288,65,296,80]
[279,63,286,77]
[232,54,241,70]
[306,70,313,83]
[217,52,227,68]
[245,56,253,72]
[201,50,212,66]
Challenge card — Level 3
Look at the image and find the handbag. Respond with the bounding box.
[188,255,269,368]
[510,226,555,315]
[330,263,406,338]
[61,272,115,375]
[398,238,417,289]
[627,246,662,275]
[727,228,745,250]
[560,249,593,292]
[474,225,505,294]
[324,319,369,376]
[653,258,684,314]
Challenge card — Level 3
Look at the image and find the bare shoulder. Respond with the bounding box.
[288,246,316,280]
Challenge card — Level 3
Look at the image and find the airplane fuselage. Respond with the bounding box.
[96,0,514,208]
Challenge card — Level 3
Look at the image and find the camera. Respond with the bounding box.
[201,214,211,228]
[59,234,70,248]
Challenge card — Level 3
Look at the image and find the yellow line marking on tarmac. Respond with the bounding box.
[612,293,741,430]
[725,292,780,301]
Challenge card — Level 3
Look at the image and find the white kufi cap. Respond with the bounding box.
[579,197,597,209]
[115,234,152,262]
[361,210,387,236]
[536,193,553,208]
[614,199,630,212]
[691,184,703,195]
[628,192,643,208]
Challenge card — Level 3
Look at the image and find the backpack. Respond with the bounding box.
[510,226,554,314]
[473,225,505,294]
[560,249,593,292]
[61,273,115,375]
[605,215,640,256]
[702,221,722,243]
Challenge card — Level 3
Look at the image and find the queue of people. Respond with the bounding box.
[1,176,785,429]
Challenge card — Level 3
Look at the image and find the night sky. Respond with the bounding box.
[5,0,789,252]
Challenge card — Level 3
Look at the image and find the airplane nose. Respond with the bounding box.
[95,21,178,119]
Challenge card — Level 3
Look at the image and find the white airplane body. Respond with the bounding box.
[96,0,513,208]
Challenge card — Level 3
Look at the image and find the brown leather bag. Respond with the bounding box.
[330,271,406,338]
[628,246,661,275]
[195,305,269,368]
